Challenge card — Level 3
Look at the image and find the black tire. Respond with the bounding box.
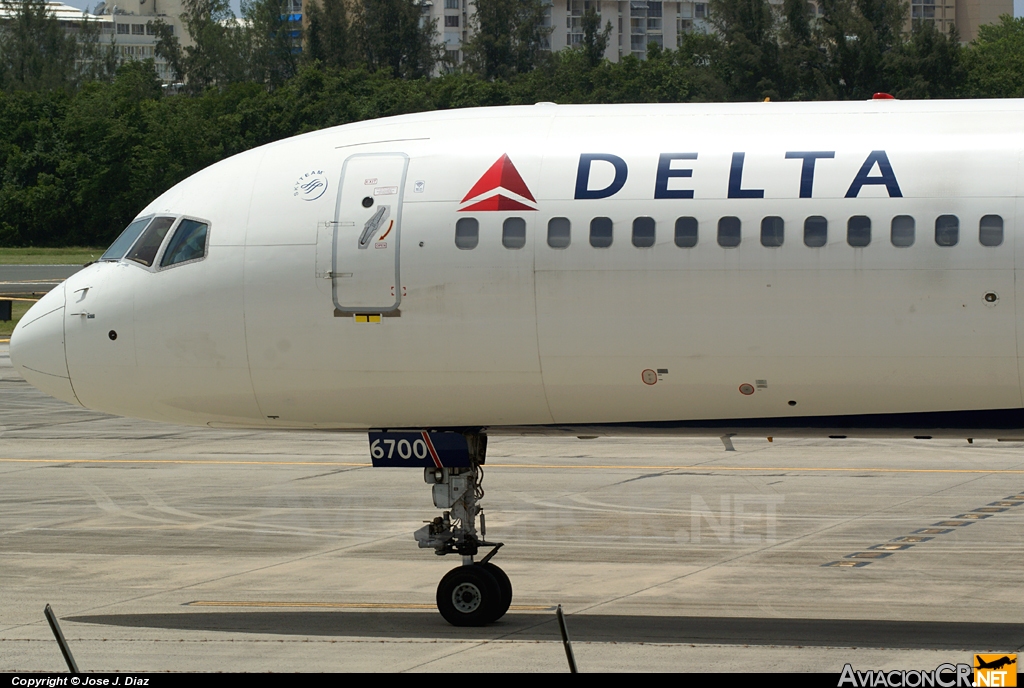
[436,564,501,627]
[478,562,512,621]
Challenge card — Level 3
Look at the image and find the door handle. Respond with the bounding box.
[358,206,390,249]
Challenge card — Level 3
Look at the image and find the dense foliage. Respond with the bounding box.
[0,0,1022,247]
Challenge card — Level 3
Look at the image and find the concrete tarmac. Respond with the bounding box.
[0,265,83,295]
[2,343,1023,672]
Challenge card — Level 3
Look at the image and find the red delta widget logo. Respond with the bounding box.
[459,154,537,212]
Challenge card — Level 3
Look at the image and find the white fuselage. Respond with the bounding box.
[11,100,1024,437]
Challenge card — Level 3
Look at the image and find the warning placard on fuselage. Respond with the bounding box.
[369,431,471,468]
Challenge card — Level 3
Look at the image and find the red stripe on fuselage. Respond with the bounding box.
[422,431,443,468]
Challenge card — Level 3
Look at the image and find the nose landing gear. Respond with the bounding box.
[437,559,509,626]
[413,433,511,626]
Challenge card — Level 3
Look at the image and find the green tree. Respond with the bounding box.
[817,0,907,99]
[243,0,300,87]
[356,0,439,78]
[305,0,353,69]
[153,0,248,92]
[885,20,962,98]
[0,87,70,244]
[514,29,728,105]
[777,0,830,99]
[671,31,731,102]
[962,14,1024,97]
[58,61,161,244]
[579,6,611,68]
[0,0,79,91]
[709,0,781,100]
[463,0,550,80]
[75,12,120,86]
[150,19,185,84]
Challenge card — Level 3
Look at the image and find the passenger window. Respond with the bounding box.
[161,219,208,267]
[548,217,571,248]
[674,217,698,248]
[803,216,827,247]
[847,216,871,247]
[632,217,655,248]
[980,215,1004,247]
[590,217,613,248]
[502,217,526,249]
[890,215,915,247]
[125,216,176,266]
[761,216,784,248]
[455,218,478,250]
[935,215,959,247]
[101,217,151,261]
[718,217,740,248]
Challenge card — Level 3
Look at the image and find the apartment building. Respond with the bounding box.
[91,0,188,81]
[953,0,1013,40]
[0,0,188,82]
[422,0,1013,68]
[11,0,1008,81]
[420,0,712,65]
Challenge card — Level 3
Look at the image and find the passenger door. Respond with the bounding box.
[332,153,408,314]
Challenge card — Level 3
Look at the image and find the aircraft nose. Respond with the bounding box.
[10,283,80,405]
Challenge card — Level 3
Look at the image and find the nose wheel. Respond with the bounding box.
[479,561,513,620]
[412,432,513,626]
[436,561,512,626]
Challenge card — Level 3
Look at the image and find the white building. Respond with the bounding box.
[420,0,1012,69]
[419,0,718,68]
[92,0,188,82]
[0,0,187,82]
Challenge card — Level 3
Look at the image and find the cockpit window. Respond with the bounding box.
[100,217,152,261]
[161,219,208,267]
[125,216,176,267]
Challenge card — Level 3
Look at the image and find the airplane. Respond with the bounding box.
[10,97,1024,626]
[975,656,1016,671]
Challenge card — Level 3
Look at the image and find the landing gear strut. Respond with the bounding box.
[413,433,511,626]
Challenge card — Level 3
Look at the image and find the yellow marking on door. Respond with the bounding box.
[354,314,381,323]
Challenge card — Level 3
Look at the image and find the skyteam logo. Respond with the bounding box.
[294,170,328,201]
[459,154,536,212]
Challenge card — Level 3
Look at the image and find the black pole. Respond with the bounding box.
[555,604,578,673]
[44,604,79,673]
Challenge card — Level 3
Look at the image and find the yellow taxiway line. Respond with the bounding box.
[184,600,555,611]
[500,464,1024,475]
[2,457,1024,475]
[0,458,369,467]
